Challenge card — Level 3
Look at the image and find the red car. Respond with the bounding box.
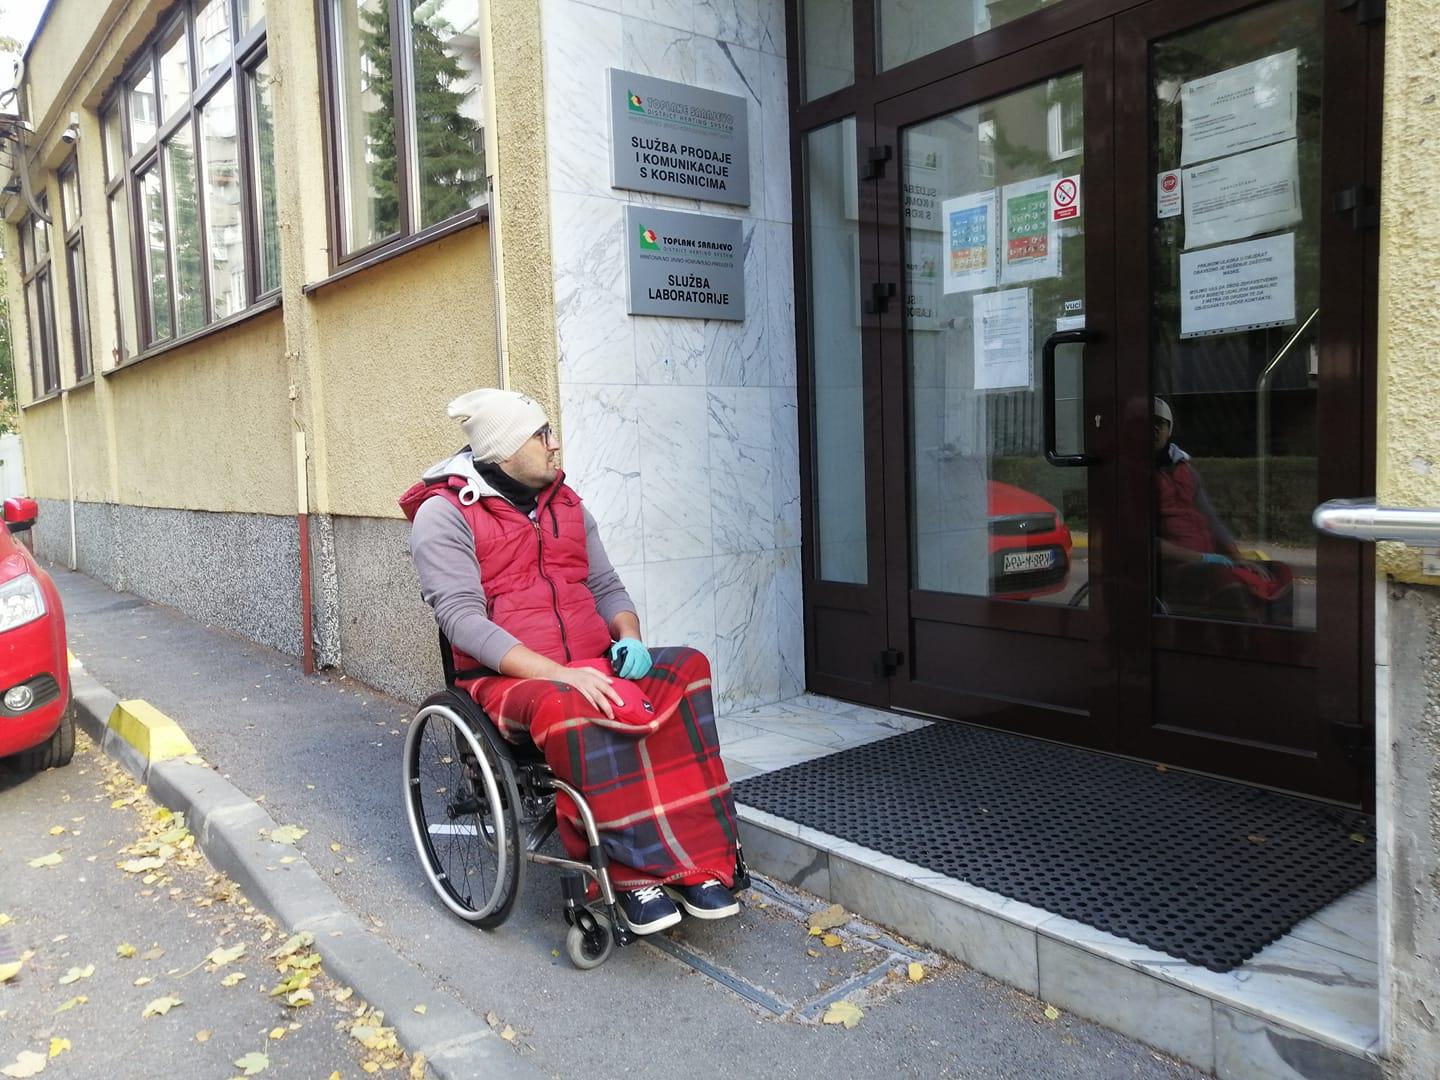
[988,481,1073,600]
[0,497,73,772]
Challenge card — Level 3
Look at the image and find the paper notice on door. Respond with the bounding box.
[1179,233,1295,339]
[904,133,945,232]
[1183,140,1301,249]
[972,287,1033,390]
[1000,176,1060,284]
[942,190,999,294]
[1180,49,1297,166]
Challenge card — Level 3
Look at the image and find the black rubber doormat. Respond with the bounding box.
[733,723,1374,972]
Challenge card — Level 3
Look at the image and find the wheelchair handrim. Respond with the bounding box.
[404,702,512,922]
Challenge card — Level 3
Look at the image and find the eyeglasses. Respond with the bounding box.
[533,424,556,445]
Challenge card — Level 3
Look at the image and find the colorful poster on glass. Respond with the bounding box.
[1000,176,1060,285]
[941,190,998,294]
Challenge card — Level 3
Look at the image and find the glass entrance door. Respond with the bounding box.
[875,24,1118,742]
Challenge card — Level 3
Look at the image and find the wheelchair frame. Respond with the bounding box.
[401,631,638,968]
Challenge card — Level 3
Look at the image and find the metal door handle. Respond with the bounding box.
[1313,499,1440,545]
[1042,329,1100,467]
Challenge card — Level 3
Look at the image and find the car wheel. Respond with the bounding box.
[18,705,75,772]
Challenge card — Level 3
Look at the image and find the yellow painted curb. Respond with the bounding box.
[107,700,197,764]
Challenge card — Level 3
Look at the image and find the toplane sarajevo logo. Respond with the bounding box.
[638,225,660,250]
[628,91,645,113]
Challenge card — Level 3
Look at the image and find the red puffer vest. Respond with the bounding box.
[1155,459,1217,555]
[399,469,612,674]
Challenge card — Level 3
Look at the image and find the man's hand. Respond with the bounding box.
[551,665,625,720]
[609,637,653,680]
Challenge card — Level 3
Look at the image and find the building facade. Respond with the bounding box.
[5,0,1440,1076]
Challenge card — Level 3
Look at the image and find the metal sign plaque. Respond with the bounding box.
[609,68,750,207]
[624,205,745,321]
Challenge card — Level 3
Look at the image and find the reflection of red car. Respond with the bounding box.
[988,481,1073,600]
[0,498,73,772]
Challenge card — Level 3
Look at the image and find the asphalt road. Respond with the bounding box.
[52,565,1202,1080]
[0,729,418,1078]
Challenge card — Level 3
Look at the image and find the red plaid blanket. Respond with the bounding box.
[468,646,739,890]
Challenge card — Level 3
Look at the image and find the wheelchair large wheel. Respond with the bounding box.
[403,691,524,928]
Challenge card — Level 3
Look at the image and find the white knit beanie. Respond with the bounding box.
[447,388,550,463]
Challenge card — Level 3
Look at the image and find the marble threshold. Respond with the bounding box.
[720,694,1381,1080]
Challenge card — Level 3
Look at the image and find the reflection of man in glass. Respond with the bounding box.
[1153,397,1292,622]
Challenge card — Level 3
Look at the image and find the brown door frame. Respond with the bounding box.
[789,0,1381,806]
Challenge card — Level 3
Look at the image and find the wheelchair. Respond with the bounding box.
[402,632,749,969]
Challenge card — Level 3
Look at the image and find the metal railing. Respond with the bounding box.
[1313,500,1440,546]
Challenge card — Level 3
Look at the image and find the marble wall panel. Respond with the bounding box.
[622,16,698,82]
[559,383,644,565]
[710,386,775,554]
[643,556,718,661]
[715,549,781,710]
[771,385,800,549]
[552,193,636,385]
[544,1,623,197]
[636,385,712,560]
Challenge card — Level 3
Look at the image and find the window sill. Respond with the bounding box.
[302,207,488,297]
[19,390,63,410]
[70,375,95,391]
[105,293,283,375]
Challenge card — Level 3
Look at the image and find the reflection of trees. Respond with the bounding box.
[411,1,486,225]
[254,70,281,293]
[169,136,206,334]
[357,0,484,233]
[144,174,173,340]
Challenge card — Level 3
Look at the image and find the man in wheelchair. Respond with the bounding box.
[1153,397,1293,625]
[401,388,741,937]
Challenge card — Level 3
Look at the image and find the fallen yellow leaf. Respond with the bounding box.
[286,989,315,1008]
[133,976,153,987]
[206,943,246,967]
[362,1064,380,1075]
[822,1000,864,1029]
[413,1004,427,1015]
[333,987,354,1003]
[234,1051,269,1075]
[0,1049,46,1077]
[28,852,62,869]
[195,1031,212,1043]
[0,961,21,984]
[807,927,823,937]
[805,949,820,958]
[500,1025,518,1043]
[821,934,843,948]
[409,1054,427,1080]
[1044,1004,1061,1021]
[268,1027,286,1040]
[807,903,848,931]
[0,914,10,926]
[330,843,342,853]
[57,965,94,986]
[53,997,87,1014]
[142,995,183,1018]
[116,943,137,958]
[120,857,165,874]
[47,826,65,836]
[268,825,308,846]
[45,1040,68,1060]
[908,962,925,982]
[220,972,246,987]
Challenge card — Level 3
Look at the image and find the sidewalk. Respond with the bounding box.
[53,564,1201,1079]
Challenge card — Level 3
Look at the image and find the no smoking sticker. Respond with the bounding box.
[1157,169,1182,219]
[1051,175,1081,222]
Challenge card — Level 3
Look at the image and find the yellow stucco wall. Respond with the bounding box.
[486,0,559,424]
[61,382,109,503]
[105,311,294,514]
[16,397,67,498]
[310,229,499,519]
[1375,1,1440,582]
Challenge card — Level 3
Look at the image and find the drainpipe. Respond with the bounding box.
[59,389,75,570]
[295,429,314,675]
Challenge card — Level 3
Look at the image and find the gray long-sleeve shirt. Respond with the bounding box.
[408,457,635,672]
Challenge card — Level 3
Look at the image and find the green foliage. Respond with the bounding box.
[357,0,484,236]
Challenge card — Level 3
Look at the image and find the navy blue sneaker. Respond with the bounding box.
[665,879,740,920]
[618,885,682,935]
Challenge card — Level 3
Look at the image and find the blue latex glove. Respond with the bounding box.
[609,638,653,680]
[1199,552,1234,567]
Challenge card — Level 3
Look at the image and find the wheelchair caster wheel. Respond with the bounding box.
[564,908,615,970]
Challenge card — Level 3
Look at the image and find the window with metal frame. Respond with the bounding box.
[100,0,273,361]
[19,199,60,398]
[58,158,93,381]
[319,0,487,267]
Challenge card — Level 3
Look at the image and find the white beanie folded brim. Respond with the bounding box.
[447,388,550,463]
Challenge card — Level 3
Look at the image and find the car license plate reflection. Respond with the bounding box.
[1002,550,1055,574]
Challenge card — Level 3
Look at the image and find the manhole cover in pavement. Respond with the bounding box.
[644,877,937,1021]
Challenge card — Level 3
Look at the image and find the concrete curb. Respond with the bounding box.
[68,664,543,1080]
